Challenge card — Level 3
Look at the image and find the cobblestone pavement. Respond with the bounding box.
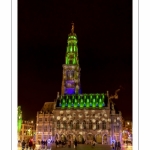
[18,144,132,150]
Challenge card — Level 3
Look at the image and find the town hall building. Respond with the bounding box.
[36,24,123,145]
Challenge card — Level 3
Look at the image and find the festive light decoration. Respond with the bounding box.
[104,114,107,117]
[99,121,102,124]
[58,93,107,109]
[92,119,96,123]
[60,111,64,114]
[63,117,66,121]
[57,116,60,120]
[117,117,120,120]
[108,118,111,122]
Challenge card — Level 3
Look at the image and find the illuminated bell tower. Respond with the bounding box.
[61,23,81,95]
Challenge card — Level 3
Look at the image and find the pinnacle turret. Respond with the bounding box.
[65,23,79,65]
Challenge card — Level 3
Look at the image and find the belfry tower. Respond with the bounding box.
[61,23,81,95]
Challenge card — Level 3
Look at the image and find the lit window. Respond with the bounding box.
[44,126,47,132]
[57,121,60,129]
[102,121,106,130]
[39,118,42,121]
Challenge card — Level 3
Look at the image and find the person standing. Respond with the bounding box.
[117,141,121,150]
[75,139,77,148]
[68,140,70,148]
[111,141,115,150]
[25,142,28,150]
[22,140,26,150]
[92,140,95,148]
[55,139,59,148]
[29,140,33,150]
[115,141,118,150]
[32,142,35,150]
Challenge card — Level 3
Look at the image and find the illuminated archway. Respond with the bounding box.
[96,134,102,144]
[87,133,94,141]
[60,134,66,142]
[102,134,107,144]
[67,133,76,141]
[77,134,84,143]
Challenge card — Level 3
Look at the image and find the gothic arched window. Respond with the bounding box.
[70,120,73,129]
[83,120,86,129]
[76,120,79,129]
[63,121,67,130]
[96,120,99,129]
[102,121,106,130]
[89,120,92,129]
[57,121,60,130]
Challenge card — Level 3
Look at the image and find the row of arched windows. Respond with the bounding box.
[57,120,106,130]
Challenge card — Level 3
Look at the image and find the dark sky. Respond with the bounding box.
[18,0,132,121]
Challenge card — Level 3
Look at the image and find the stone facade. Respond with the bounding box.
[52,92,122,145]
[19,120,35,142]
[36,99,122,145]
[35,102,55,143]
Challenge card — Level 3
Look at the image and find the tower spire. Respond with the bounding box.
[71,22,74,33]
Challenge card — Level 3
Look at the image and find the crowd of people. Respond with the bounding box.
[21,139,36,150]
[55,138,78,148]
[111,141,121,150]
[21,138,122,150]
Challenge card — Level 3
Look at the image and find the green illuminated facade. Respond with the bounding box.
[57,93,107,109]
[17,106,22,132]
[65,32,79,65]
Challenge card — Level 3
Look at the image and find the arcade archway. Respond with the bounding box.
[67,134,76,141]
[103,134,107,144]
[60,134,66,142]
[96,134,102,144]
[87,133,94,140]
[77,134,84,143]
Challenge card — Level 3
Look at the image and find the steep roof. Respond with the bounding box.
[41,102,55,112]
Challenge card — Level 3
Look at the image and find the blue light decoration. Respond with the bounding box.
[59,103,62,107]
[71,103,74,107]
[96,103,98,107]
[103,102,105,106]
[78,103,80,107]
[65,88,75,95]
[90,103,92,107]
[79,88,82,94]
[111,139,116,144]
[84,103,86,107]
[65,103,68,107]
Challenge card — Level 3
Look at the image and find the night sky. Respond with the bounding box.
[18,0,132,121]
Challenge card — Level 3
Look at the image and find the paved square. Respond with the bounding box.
[18,143,132,150]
